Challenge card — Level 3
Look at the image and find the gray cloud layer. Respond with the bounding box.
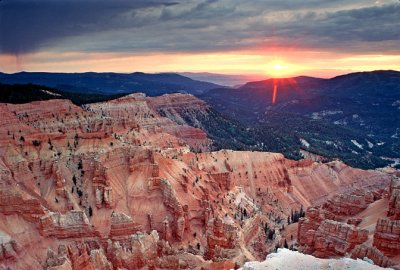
[1,0,399,55]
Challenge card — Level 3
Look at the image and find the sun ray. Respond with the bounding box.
[272,84,278,104]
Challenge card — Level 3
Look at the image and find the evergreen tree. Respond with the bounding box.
[284,239,288,249]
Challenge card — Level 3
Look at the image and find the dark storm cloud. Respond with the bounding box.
[265,3,400,52]
[0,0,178,54]
[0,0,399,55]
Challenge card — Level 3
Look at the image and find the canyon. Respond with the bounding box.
[0,93,397,269]
[296,170,400,269]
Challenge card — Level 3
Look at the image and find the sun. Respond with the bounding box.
[268,61,290,77]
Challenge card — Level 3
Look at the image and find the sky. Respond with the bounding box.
[0,0,399,78]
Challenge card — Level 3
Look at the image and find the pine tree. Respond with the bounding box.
[284,239,288,249]
[300,205,305,218]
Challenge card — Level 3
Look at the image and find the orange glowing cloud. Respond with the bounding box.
[1,50,399,78]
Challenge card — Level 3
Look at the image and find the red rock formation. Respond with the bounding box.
[209,172,232,191]
[0,188,47,223]
[160,178,185,241]
[88,249,112,270]
[44,243,112,270]
[371,176,400,258]
[313,220,368,258]
[388,177,400,219]
[39,211,100,239]
[109,212,141,238]
[373,218,400,256]
[298,206,369,258]
[84,160,113,209]
[298,207,337,252]
[162,217,173,243]
[205,216,239,260]
[85,93,210,150]
[347,218,362,226]
[351,244,397,269]
[0,232,20,262]
[296,172,400,266]
[106,230,159,269]
[67,243,94,270]
[322,193,370,216]
[0,96,395,269]
[44,245,72,270]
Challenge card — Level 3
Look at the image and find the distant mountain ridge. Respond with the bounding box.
[179,72,265,87]
[0,71,223,96]
[201,70,400,169]
[0,83,126,105]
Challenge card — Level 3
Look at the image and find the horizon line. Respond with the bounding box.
[1,69,399,81]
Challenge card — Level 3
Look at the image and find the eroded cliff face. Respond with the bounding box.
[0,94,395,269]
[297,172,400,269]
[372,177,400,261]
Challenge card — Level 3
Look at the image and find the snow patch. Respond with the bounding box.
[351,140,363,149]
[324,140,338,148]
[366,140,374,148]
[300,138,310,148]
[240,249,392,270]
[381,157,400,168]
[311,110,343,120]
[392,100,400,109]
[334,119,347,125]
[40,89,62,97]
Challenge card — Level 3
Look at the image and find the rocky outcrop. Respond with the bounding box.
[88,161,113,209]
[160,178,186,241]
[298,173,400,265]
[0,232,20,262]
[0,189,47,223]
[372,176,400,258]
[89,249,113,270]
[373,218,400,256]
[296,173,400,265]
[322,193,371,216]
[109,212,141,238]
[319,187,382,218]
[44,247,73,270]
[351,244,397,269]
[67,243,96,270]
[106,230,159,269]
[44,243,112,270]
[297,207,337,252]
[313,220,368,258]
[85,93,210,150]
[39,211,99,239]
[106,230,204,269]
[347,218,362,226]
[205,216,239,260]
[209,172,232,191]
[388,177,400,219]
[298,207,368,257]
